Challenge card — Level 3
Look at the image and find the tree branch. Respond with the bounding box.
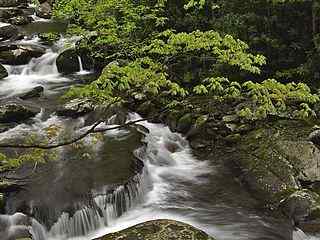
[0,117,150,150]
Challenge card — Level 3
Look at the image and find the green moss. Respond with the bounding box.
[95,220,216,240]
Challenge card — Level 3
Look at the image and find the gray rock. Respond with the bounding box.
[0,7,23,20]
[309,129,320,146]
[0,0,29,7]
[0,23,18,41]
[0,43,46,65]
[35,1,51,19]
[0,63,7,79]
[56,99,94,118]
[0,103,40,123]
[281,190,319,225]
[277,141,320,183]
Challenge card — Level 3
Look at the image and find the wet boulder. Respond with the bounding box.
[56,49,80,74]
[0,23,18,41]
[94,219,215,240]
[0,63,8,79]
[35,1,52,19]
[56,99,94,118]
[0,103,40,123]
[19,85,44,100]
[0,43,46,65]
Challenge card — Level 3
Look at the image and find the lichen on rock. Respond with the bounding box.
[94,219,215,240]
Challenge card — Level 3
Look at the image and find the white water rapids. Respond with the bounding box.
[0,37,318,240]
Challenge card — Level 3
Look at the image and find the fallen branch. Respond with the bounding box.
[0,117,152,150]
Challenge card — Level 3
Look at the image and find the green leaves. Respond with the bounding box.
[238,79,319,120]
[66,57,188,102]
[144,30,266,74]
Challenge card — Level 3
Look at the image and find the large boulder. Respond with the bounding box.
[0,103,40,123]
[0,63,7,79]
[94,219,215,240]
[56,49,80,74]
[0,43,46,65]
[0,23,18,41]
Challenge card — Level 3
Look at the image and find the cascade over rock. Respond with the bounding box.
[94,219,216,240]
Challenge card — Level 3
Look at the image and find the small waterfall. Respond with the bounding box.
[77,56,90,75]
[47,163,148,239]
[0,38,72,97]
[31,219,47,240]
[78,56,84,72]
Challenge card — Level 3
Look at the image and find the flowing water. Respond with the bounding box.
[0,24,318,240]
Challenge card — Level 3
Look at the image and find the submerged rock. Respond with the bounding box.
[0,43,46,65]
[94,219,215,240]
[0,103,40,123]
[0,63,7,79]
[19,85,44,100]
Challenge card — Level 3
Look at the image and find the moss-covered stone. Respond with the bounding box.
[177,113,194,134]
[94,220,215,240]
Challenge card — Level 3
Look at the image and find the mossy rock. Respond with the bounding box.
[232,120,315,204]
[94,219,215,240]
[38,32,60,45]
[177,113,194,134]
